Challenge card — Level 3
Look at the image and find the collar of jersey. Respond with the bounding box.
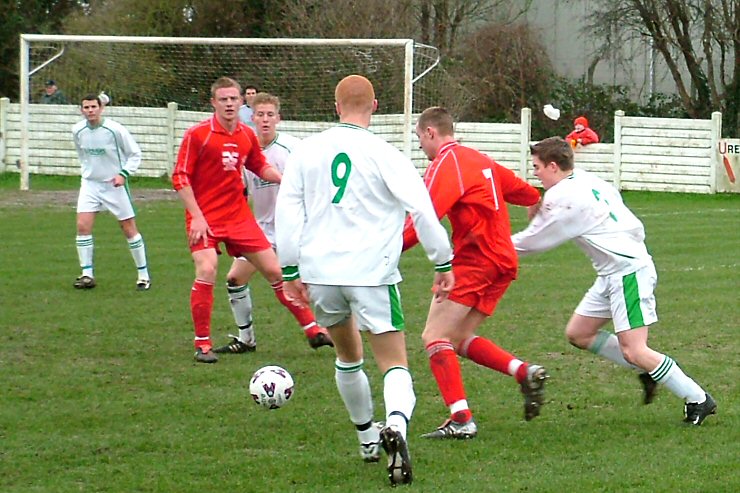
[439,141,459,154]
[337,122,370,132]
[211,115,243,135]
[86,117,105,130]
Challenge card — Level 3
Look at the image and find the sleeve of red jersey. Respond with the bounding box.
[243,131,270,178]
[172,129,197,191]
[497,163,540,206]
[402,158,461,252]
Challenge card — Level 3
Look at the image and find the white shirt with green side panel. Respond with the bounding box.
[276,123,452,286]
[72,118,142,182]
[512,169,652,276]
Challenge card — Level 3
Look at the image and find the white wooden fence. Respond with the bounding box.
[0,99,734,193]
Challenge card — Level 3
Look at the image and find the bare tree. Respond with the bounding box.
[584,0,739,136]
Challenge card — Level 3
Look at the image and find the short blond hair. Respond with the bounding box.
[252,92,281,113]
[211,77,241,98]
[335,75,375,113]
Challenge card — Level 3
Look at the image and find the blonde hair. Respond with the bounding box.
[335,75,375,113]
[251,92,281,113]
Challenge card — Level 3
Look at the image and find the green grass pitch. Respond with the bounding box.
[1,174,738,492]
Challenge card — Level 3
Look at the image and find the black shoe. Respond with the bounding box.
[684,393,717,425]
[73,275,96,289]
[194,347,218,363]
[307,331,334,350]
[380,426,412,486]
[521,364,549,421]
[638,372,658,404]
[213,336,256,354]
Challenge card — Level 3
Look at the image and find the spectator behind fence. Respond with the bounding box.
[566,116,599,148]
[41,80,68,104]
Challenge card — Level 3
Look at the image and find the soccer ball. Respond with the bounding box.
[249,365,295,410]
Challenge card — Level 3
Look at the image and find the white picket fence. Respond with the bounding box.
[0,99,731,193]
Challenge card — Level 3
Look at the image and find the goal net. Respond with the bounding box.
[18,35,458,189]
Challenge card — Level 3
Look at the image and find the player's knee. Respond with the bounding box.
[565,329,589,349]
[619,344,641,365]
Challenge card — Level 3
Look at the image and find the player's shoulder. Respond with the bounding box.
[275,132,302,149]
[72,120,86,133]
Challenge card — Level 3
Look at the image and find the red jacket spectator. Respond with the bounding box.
[566,116,600,147]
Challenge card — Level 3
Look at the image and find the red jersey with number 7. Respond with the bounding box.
[172,116,269,227]
[403,141,540,279]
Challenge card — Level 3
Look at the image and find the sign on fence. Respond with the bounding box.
[717,139,740,192]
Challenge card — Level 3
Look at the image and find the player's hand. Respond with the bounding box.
[188,216,213,247]
[112,175,126,187]
[283,279,310,308]
[527,198,542,221]
[431,271,454,303]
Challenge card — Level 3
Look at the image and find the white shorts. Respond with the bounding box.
[77,179,136,220]
[306,284,405,334]
[575,263,658,332]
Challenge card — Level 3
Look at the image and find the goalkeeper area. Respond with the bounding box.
[24,35,453,118]
[16,35,461,189]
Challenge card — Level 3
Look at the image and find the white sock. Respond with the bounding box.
[649,355,705,403]
[127,233,149,280]
[588,330,640,370]
[76,234,94,277]
[335,359,374,426]
[384,366,415,440]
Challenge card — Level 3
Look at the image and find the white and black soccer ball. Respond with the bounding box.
[249,365,295,410]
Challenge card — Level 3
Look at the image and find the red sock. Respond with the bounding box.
[191,279,214,350]
[427,340,467,408]
[461,335,523,378]
[271,280,317,336]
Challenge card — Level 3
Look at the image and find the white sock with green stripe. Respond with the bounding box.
[335,359,374,426]
[649,355,705,403]
[76,234,94,277]
[383,366,415,440]
[127,233,149,281]
[227,283,254,344]
[588,330,639,370]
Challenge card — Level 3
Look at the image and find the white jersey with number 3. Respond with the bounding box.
[512,169,652,276]
[243,132,300,244]
[276,123,452,286]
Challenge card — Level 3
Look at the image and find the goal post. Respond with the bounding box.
[19,34,447,190]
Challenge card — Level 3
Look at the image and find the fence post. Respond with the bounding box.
[0,97,8,172]
[709,111,722,194]
[613,110,624,189]
[166,102,178,177]
[519,107,531,178]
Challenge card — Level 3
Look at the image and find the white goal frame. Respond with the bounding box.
[19,34,432,190]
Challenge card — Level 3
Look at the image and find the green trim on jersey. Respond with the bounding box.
[268,133,292,153]
[335,361,364,373]
[383,365,410,378]
[282,265,300,281]
[435,260,452,272]
[622,272,644,328]
[337,122,371,132]
[389,284,405,330]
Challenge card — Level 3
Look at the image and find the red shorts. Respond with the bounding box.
[188,220,271,256]
[448,264,513,316]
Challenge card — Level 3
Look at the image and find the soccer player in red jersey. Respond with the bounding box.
[173,77,298,363]
[403,106,548,438]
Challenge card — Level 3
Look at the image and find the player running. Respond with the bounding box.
[512,136,716,426]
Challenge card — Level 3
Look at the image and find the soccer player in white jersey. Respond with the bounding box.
[71,94,151,291]
[276,75,454,486]
[213,92,333,354]
[512,137,716,426]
